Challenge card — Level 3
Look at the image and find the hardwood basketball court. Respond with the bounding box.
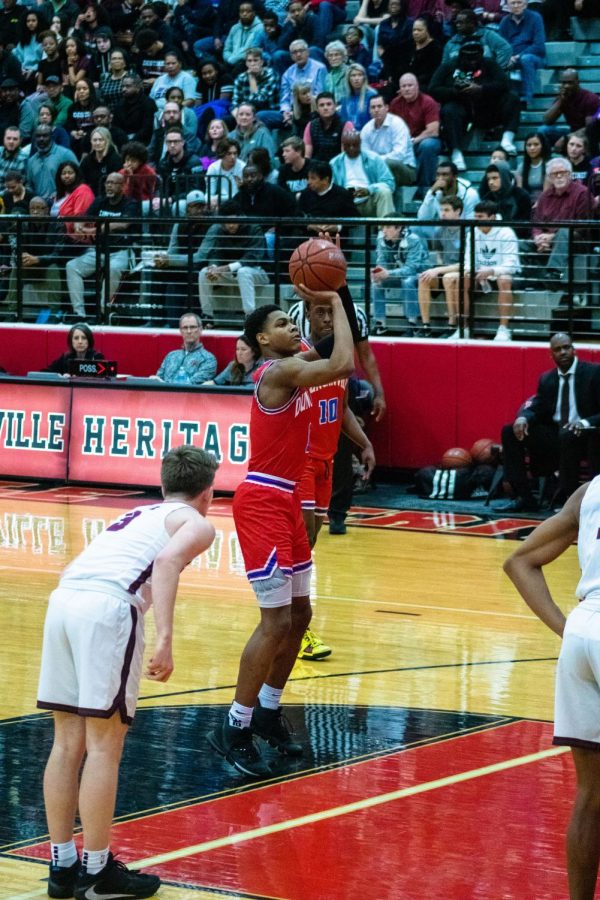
[0,483,578,899]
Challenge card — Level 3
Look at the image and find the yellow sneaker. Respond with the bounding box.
[297,628,332,660]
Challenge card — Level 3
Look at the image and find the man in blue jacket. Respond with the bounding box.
[499,0,546,107]
[330,131,395,218]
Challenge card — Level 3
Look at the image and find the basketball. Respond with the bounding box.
[441,447,473,470]
[470,438,495,464]
[288,239,348,292]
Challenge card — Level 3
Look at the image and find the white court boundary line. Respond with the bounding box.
[131,746,569,868]
[5,746,570,898]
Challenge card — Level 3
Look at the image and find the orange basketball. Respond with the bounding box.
[470,438,495,464]
[441,447,473,470]
[288,239,348,291]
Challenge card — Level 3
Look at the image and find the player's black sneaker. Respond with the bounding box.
[252,701,303,757]
[207,720,271,777]
[73,853,160,899]
[48,858,80,898]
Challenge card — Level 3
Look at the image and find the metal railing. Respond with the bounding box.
[0,213,598,340]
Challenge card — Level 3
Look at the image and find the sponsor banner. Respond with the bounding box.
[0,383,70,479]
[69,387,251,490]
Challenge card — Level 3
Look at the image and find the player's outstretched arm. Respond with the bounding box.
[146,510,215,682]
[278,287,354,389]
[503,485,587,637]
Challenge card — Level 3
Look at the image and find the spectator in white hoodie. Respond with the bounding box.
[443,200,521,341]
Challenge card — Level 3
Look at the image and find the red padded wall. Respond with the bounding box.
[3,326,598,471]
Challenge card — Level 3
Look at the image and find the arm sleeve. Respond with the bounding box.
[338,284,361,344]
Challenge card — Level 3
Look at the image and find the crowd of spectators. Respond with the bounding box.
[0,0,595,338]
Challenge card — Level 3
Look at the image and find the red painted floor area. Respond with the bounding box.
[15,720,573,899]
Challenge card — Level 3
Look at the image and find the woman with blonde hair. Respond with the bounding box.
[79,126,122,195]
[339,63,377,131]
[324,40,349,103]
[292,81,316,137]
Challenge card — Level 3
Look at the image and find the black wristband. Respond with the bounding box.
[338,283,361,344]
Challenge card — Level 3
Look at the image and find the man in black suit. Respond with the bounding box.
[498,333,600,511]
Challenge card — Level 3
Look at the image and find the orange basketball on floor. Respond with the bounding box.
[470,438,495,464]
[441,447,473,470]
[288,239,348,291]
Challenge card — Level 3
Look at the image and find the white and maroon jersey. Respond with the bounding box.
[245,359,313,490]
[576,476,600,602]
[60,501,191,607]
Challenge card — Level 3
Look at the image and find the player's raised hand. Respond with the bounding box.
[295,283,340,306]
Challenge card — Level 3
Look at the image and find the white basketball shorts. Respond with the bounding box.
[554,599,600,750]
[37,587,145,725]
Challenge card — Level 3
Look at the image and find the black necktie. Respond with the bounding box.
[560,373,570,426]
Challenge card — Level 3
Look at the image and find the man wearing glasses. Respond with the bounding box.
[156,126,203,207]
[531,157,592,282]
[154,312,217,385]
[275,40,326,129]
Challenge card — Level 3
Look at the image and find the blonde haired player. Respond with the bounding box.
[38,445,217,900]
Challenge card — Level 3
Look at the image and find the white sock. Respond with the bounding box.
[228,701,253,729]
[502,130,514,142]
[82,847,109,875]
[258,684,283,710]
[51,840,78,868]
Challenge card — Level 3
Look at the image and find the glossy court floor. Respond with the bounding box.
[0,482,582,900]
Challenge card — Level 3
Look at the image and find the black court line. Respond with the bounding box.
[137,656,559,702]
[2,715,517,854]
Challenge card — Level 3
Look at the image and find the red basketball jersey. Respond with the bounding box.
[307,378,347,461]
[246,360,313,484]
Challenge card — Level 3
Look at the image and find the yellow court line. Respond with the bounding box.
[132,746,569,869]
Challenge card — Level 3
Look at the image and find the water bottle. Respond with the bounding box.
[174,368,189,385]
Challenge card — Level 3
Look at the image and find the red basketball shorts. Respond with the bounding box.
[298,456,333,517]
[233,480,312,582]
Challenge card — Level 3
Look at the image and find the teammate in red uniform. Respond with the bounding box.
[297,300,376,660]
[208,288,354,777]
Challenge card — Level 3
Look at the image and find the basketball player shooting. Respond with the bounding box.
[207,284,355,778]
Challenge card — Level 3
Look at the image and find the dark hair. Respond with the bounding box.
[247,146,271,177]
[73,77,97,106]
[3,168,23,184]
[55,160,83,198]
[134,27,159,52]
[229,334,257,384]
[490,145,509,161]
[439,194,463,211]
[161,444,218,497]
[316,90,335,104]
[457,7,477,25]
[244,304,280,355]
[165,85,184,100]
[38,100,56,122]
[18,9,47,45]
[164,49,182,63]
[216,137,240,158]
[521,130,551,193]
[68,322,94,350]
[121,140,148,164]
[61,34,86,60]
[307,159,332,180]
[220,197,241,215]
[437,157,458,177]
[474,200,498,216]
[122,71,142,87]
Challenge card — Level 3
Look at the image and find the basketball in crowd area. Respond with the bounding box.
[470,438,495,464]
[441,447,473,470]
[288,239,348,292]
